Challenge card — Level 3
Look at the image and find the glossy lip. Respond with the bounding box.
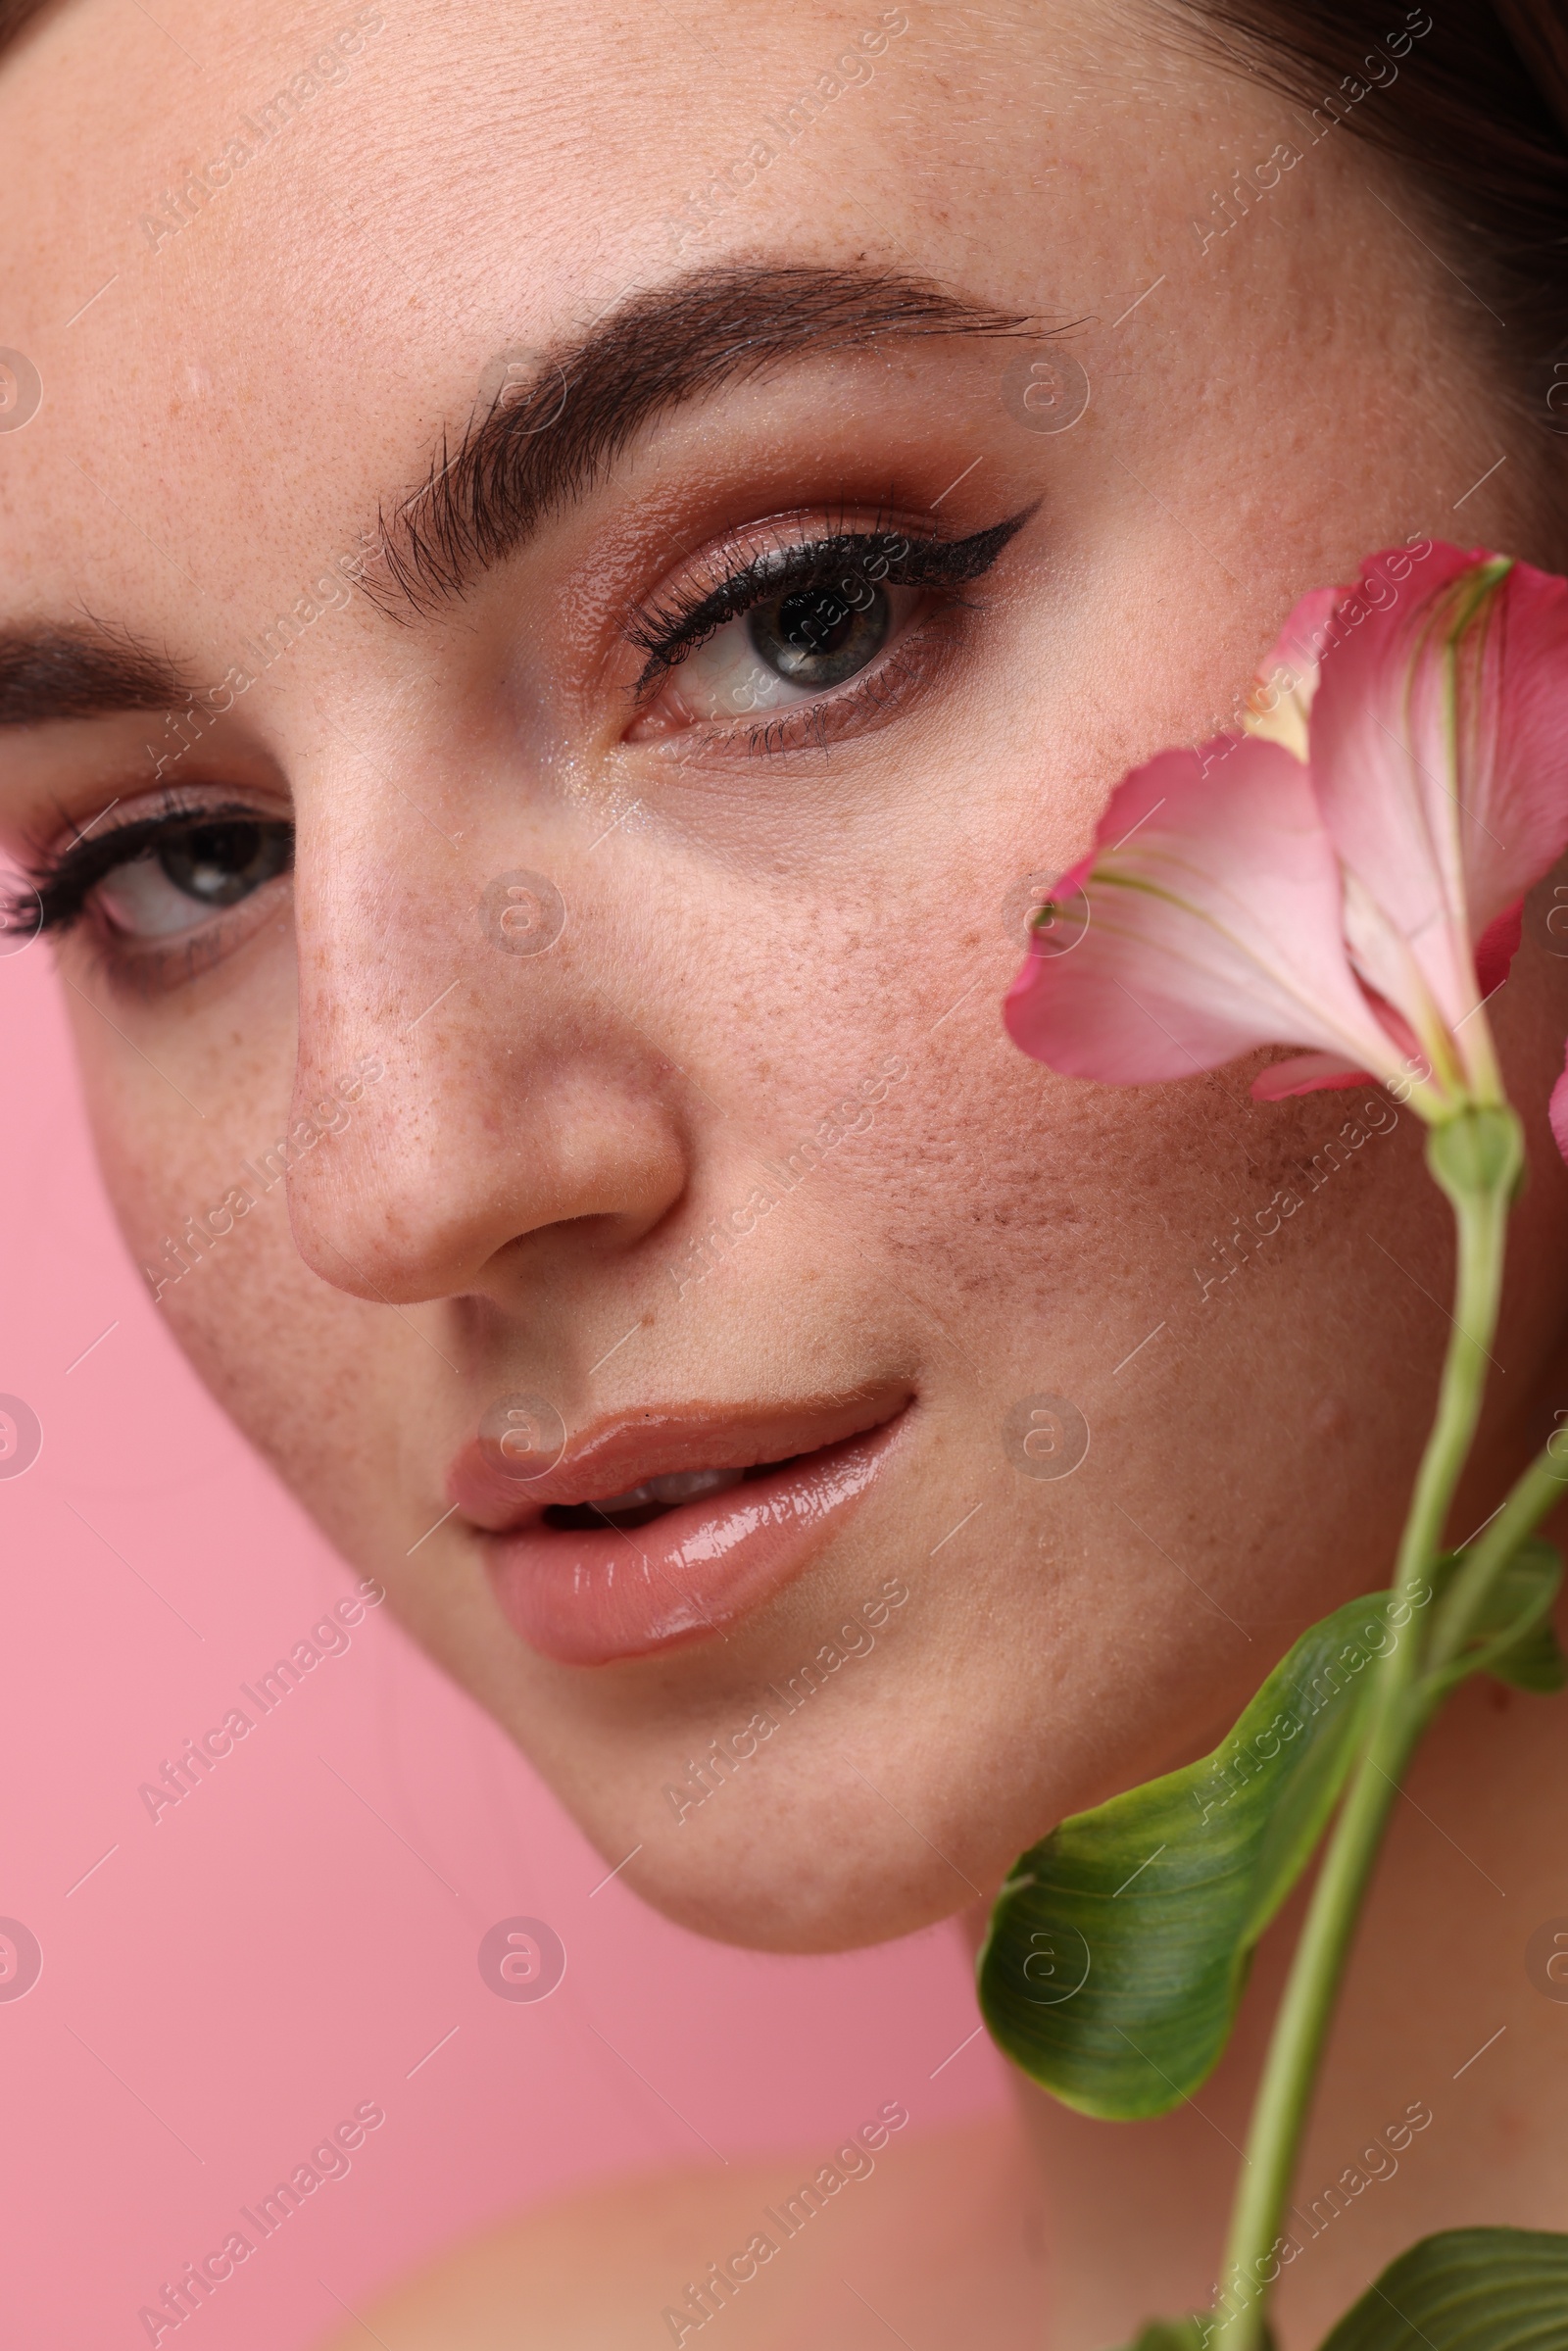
[450,1387,911,1667]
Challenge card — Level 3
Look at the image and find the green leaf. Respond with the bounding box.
[1427,1541,1566,1698]
[1109,2304,1278,2341]
[1115,2323,1228,2351]
[979,1591,1403,2118]
[1317,2227,1568,2349]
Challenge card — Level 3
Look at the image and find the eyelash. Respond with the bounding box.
[626,504,1034,734]
[15,508,1031,944]
[18,795,296,941]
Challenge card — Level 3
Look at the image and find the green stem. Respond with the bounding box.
[1211,1711,1422,2344]
[1210,1112,1515,2348]
[1429,1441,1568,1672]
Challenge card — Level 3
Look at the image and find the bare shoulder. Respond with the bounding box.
[313,2110,1047,2349]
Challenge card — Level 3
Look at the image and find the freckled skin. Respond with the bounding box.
[5,2,1568,2342]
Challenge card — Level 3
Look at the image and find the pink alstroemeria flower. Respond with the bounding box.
[1004,542,1568,1146]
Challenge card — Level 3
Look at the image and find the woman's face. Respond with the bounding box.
[6,0,1567,1951]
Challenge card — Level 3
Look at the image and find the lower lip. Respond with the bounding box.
[480,1416,905,1666]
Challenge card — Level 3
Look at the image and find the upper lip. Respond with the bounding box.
[448,1385,910,1533]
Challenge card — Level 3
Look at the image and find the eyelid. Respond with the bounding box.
[627,504,1036,698]
[21,795,294,936]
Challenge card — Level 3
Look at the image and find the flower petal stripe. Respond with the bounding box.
[1006,542,1568,1140]
[1004,738,1412,1092]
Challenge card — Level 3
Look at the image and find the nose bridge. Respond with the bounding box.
[292,764,469,1077]
[282,785,467,1291]
[279,770,689,1303]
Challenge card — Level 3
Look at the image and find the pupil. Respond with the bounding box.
[749,581,890,687]
[159,820,292,906]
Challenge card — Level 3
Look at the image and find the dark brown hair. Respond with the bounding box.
[1180,2,1568,420]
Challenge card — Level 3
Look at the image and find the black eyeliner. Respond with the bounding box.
[627,504,1036,697]
[19,802,295,937]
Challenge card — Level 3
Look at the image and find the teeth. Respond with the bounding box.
[594,1466,747,1514]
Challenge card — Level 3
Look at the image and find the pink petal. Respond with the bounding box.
[1550,1052,1568,1167]
[1461,568,1568,929]
[1246,583,1343,756]
[1251,1053,1373,1101]
[1474,898,1523,998]
[1307,544,1568,1042]
[1004,735,1408,1088]
[1264,582,1342,706]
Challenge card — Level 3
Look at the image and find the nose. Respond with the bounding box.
[279,784,690,1308]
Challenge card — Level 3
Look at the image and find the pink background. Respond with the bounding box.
[0,941,1005,2350]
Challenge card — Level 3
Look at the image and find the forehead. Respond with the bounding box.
[0,1,1179,637]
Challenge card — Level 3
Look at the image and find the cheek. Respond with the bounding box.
[162,1208,397,1521]
[54,790,1568,1962]
[61,968,410,1555]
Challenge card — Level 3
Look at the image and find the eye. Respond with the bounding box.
[626,509,1035,746]
[24,806,297,950]
[94,817,293,937]
[666,577,918,721]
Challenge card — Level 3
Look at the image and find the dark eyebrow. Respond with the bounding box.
[0,622,192,729]
[0,265,1039,721]
[370,262,1036,615]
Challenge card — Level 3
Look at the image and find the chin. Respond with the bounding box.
[565,1772,1003,1957]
